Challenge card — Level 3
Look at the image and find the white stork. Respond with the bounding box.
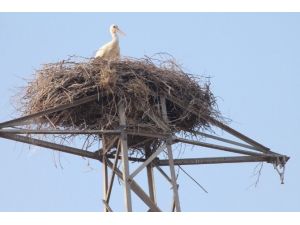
[95,24,125,60]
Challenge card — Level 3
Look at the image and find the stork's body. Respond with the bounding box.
[95,37,120,60]
[95,24,124,60]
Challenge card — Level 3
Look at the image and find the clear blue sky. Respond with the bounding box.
[0,13,299,212]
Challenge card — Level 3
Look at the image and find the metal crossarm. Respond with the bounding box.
[0,94,99,128]
[0,92,289,212]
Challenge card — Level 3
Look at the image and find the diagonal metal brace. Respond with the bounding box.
[0,94,99,128]
[128,143,166,180]
[0,133,98,160]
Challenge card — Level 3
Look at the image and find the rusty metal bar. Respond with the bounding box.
[118,102,132,212]
[156,163,178,212]
[165,94,270,152]
[102,157,108,212]
[126,130,168,139]
[106,142,121,203]
[128,143,166,180]
[155,166,173,184]
[173,136,271,157]
[0,133,158,212]
[0,94,99,128]
[102,200,113,212]
[157,156,277,166]
[208,118,270,152]
[166,137,181,212]
[0,133,98,160]
[0,128,169,140]
[194,131,258,151]
[102,137,109,212]
[105,158,161,212]
[145,146,156,204]
[161,95,181,212]
[106,154,146,163]
[0,129,121,135]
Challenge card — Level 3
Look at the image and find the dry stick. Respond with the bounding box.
[254,162,264,187]
[102,136,119,155]
[144,110,169,131]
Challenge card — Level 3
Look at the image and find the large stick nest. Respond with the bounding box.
[20,55,220,151]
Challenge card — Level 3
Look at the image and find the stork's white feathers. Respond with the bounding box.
[95,24,124,60]
[95,38,120,60]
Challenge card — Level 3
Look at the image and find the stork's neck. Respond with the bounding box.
[111,32,119,42]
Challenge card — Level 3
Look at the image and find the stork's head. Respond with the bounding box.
[110,24,125,36]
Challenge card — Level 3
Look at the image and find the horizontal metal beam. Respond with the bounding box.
[1,133,288,167]
[0,128,167,139]
[0,133,98,160]
[106,154,146,163]
[0,129,121,135]
[173,136,271,157]
[0,94,99,128]
[126,130,168,139]
[157,156,278,166]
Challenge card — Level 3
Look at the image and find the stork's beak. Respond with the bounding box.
[117,28,126,36]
